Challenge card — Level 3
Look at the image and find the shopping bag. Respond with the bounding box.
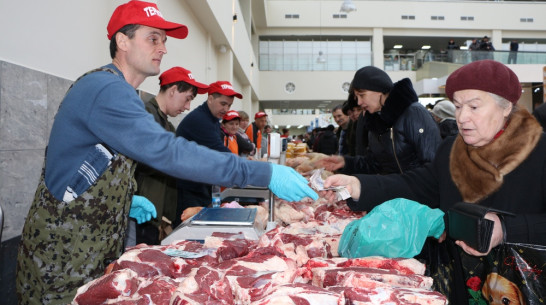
[338,198,445,258]
[461,242,546,305]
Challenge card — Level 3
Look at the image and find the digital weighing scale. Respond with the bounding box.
[161,207,265,244]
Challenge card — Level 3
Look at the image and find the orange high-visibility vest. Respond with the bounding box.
[224,135,239,155]
[245,124,262,150]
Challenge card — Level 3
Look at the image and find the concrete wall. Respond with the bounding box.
[0,61,72,241]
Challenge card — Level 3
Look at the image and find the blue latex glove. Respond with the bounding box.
[268,163,319,202]
[129,195,157,224]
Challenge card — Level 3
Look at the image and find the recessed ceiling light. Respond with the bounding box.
[421,45,431,50]
[393,44,403,49]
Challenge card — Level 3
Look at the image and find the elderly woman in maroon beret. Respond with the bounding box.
[322,60,546,302]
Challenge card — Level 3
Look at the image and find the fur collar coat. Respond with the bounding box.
[450,108,543,203]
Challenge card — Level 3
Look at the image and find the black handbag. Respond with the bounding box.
[447,202,514,253]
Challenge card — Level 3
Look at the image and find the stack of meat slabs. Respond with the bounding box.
[71,198,447,305]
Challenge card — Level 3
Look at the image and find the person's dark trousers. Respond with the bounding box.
[136,222,160,245]
[508,51,517,64]
[173,184,211,228]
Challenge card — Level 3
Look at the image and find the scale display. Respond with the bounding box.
[190,207,256,226]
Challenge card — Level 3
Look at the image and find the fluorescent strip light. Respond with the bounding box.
[421,45,431,50]
[393,44,403,49]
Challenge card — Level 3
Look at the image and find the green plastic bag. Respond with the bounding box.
[338,198,445,258]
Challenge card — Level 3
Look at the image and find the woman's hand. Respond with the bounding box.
[316,155,345,172]
[438,231,447,243]
[320,174,361,201]
[455,212,503,256]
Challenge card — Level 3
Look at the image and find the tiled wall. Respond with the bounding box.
[0,61,73,241]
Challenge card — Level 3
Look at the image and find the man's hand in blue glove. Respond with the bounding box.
[268,163,319,202]
[129,195,157,224]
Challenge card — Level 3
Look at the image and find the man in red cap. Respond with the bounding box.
[133,66,208,245]
[246,111,268,156]
[174,80,244,227]
[16,1,317,304]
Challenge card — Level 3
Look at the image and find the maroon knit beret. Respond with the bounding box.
[445,60,521,104]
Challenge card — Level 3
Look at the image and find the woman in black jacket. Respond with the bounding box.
[319,66,441,175]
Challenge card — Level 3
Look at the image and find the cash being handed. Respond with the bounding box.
[309,168,351,201]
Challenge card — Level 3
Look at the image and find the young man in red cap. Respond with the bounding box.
[246,111,268,156]
[133,66,208,245]
[174,80,244,227]
[16,1,317,304]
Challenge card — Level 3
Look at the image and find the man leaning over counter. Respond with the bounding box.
[15,1,317,304]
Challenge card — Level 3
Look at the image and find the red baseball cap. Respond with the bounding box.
[223,110,241,121]
[208,81,243,99]
[159,67,209,94]
[255,112,268,119]
[107,1,188,40]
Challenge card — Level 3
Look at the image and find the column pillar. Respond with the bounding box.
[372,27,384,69]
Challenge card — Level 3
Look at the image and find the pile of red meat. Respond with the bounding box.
[72,199,447,305]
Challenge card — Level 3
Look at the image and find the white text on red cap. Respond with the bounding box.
[221,84,235,90]
[144,6,164,18]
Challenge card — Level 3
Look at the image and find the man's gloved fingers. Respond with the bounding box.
[291,169,310,185]
[146,204,157,218]
[291,185,318,201]
[302,185,319,200]
[146,213,152,222]
[283,167,308,184]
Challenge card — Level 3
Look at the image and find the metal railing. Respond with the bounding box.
[259,50,546,71]
[411,49,546,69]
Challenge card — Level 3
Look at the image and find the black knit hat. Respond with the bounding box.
[351,66,393,93]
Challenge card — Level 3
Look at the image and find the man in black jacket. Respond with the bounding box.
[314,125,338,155]
[332,104,350,155]
[175,81,242,227]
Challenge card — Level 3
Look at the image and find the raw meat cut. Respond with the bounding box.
[73,269,141,305]
[303,256,426,276]
[175,265,234,305]
[110,248,177,278]
[340,286,447,305]
[204,232,254,262]
[311,266,433,290]
[250,283,343,305]
[258,227,334,266]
